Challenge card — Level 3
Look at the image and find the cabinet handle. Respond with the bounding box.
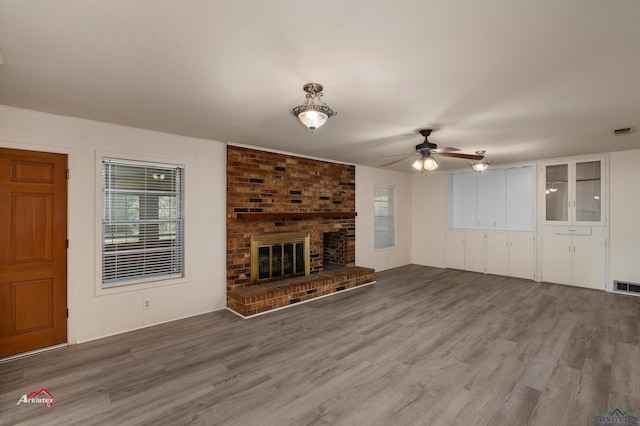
[573,246,576,252]
[568,246,571,252]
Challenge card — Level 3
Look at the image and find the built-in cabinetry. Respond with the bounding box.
[445,230,485,273]
[449,166,534,231]
[446,230,535,279]
[540,227,606,289]
[445,156,608,290]
[543,158,604,225]
[486,231,536,279]
[539,156,607,290]
[447,165,536,280]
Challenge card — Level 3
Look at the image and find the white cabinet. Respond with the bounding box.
[485,231,509,276]
[506,167,535,231]
[445,230,484,273]
[540,228,606,289]
[543,157,605,226]
[485,231,536,279]
[477,169,506,229]
[449,166,534,232]
[540,155,607,290]
[447,230,535,280]
[445,229,466,270]
[465,231,485,273]
[540,233,572,285]
[449,172,477,229]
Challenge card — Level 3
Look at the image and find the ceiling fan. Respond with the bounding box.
[382,129,485,171]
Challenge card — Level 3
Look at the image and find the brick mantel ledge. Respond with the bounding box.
[235,212,357,220]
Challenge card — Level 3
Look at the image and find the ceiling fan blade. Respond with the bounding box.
[430,147,460,154]
[440,152,485,160]
[381,152,413,157]
[380,154,414,167]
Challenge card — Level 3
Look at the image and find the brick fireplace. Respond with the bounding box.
[226,145,375,316]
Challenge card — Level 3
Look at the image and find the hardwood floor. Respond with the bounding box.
[1,265,639,425]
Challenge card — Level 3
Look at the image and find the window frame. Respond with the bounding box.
[373,184,396,250]
[99,156,185,291]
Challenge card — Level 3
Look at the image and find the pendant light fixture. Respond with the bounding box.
[470,151,490,171]
[292,83,337,131]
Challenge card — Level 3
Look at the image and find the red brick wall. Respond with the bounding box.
[227,146,356,291]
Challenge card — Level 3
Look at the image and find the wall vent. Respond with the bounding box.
[613,127,634,135]
[614,280,640,295]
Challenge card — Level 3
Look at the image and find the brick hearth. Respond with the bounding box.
[227,266,376,317]
[226,145,375,315]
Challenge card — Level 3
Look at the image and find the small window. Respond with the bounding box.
[374,185,395,249]
[102,159,184,287]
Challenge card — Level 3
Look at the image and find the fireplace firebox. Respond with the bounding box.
[250,232,310,284]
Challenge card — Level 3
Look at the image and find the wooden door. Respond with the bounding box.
[0,148,67,358]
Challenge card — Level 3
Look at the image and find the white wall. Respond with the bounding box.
[7,101,637,347]
[0,105,227,343]
[609,149,640,287]
[410,171,447,268]
[355,165,412,271]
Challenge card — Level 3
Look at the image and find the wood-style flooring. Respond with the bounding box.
[2,265,640,425]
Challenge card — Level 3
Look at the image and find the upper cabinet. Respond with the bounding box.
[448,165,534,232]
[543,157,606,226]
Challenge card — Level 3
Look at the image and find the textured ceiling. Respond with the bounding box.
[1,1,639,171]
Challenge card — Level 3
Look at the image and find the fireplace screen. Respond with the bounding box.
[251,232,310,284]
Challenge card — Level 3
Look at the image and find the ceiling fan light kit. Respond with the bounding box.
[291,83,337,131]
[470,151,491,171]
[381,129,486,172]
[413,155,438,171]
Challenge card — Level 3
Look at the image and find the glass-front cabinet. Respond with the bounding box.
[543,157,605,225]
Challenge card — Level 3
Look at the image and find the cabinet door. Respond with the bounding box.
[574,159,603,224]
[485,231,509,276]
[449,172,477,229]
[544,163,570,224]
[508,232,535,280]
[572,236,606,289]
[465,230,486,273]
[541,233,572,285]
[446,230,466,270]
[477,170,506,230]
[506,167,534,231]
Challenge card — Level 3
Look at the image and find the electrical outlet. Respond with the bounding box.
[143,298,151,310]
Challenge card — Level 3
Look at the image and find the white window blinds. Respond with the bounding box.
[374,185,396,249]
[102,159,184,287]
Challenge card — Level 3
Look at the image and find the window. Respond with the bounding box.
[374,185,395,249]
[102,159,184,287]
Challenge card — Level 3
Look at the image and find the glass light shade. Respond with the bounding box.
[423,156,438,171]
[412,158,424,170]
[471,162,489,172]
[297,109,329,130]
[292,85,336,131]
